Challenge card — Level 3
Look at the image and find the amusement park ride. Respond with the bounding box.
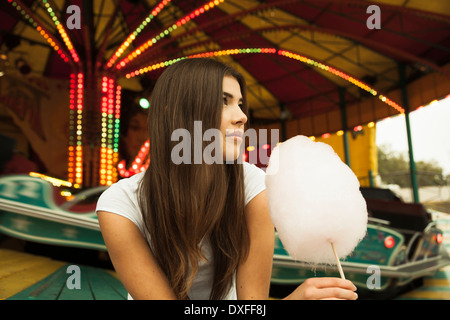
[1,0,450,299]
[4,0,434,188]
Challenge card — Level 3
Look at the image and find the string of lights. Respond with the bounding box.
[68,73,84,187]
[125,47,405,113]
[114,0,226,70]
[7,0,74,65]
[117,140,150,178]
[105,0,173,69]
[40,0,80,63]
[99,77,121,185]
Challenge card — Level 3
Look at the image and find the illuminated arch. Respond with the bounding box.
[125,47,405,113]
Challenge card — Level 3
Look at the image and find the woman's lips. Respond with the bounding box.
[228,135,242,142]
[226,130,243,142]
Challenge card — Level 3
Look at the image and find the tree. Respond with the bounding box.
[377,144,445,187]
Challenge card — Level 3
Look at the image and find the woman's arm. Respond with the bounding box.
[236,190,275,299]
[97,210,177,299]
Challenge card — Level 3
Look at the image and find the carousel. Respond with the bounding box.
[0,0,449,300]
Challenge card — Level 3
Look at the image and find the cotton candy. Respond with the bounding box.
[265,135,368,265]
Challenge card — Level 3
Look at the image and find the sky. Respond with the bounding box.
[376,96,450,176]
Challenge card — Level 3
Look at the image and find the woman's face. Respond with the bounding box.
[220,76,247,162]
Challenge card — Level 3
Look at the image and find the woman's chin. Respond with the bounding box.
[223,142,243,162]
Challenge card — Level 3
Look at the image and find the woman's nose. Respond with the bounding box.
[233,107,247,125]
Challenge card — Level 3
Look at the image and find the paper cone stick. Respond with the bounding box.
[331,242,345,280]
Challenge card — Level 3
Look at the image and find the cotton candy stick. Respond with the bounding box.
[331,243,345,279]
[265,135,368,272]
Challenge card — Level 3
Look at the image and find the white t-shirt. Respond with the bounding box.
[96,162,266,300]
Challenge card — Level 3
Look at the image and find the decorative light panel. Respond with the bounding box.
[68,73,84,187]
[99,77,121,185]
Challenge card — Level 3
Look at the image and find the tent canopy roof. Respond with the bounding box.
[1,0,449,134]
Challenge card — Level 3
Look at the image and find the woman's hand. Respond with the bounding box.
[284,277,358,300]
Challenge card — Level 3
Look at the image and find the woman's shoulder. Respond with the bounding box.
[243,160,266,172]
[243,161,266,183]
[98,172,144,201]
[114,171,145,189]
[242,162,266,205]
[96,172,146,233]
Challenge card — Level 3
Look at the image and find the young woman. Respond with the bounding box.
[96,58,357,300]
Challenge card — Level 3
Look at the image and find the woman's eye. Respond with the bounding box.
[223,97,228,105]
[238,103,243,109]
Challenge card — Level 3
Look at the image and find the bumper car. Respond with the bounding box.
[1,174,449,299]
[0,174,107,251]
[271,187,450,298]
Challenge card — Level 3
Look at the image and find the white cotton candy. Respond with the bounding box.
[265,135,368,265]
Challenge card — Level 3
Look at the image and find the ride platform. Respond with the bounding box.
[0,248,127,300]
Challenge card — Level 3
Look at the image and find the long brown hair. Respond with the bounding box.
[138,58,250,299]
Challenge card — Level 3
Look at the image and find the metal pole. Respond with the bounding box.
[339,87,351,167]
[398,63,419,203]
[369,169,375,187]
